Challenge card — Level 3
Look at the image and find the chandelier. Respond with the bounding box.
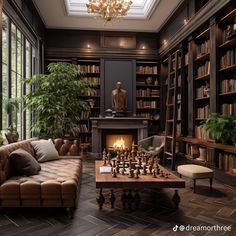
[86,0,133,22]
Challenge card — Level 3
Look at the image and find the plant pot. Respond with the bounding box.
[5,128,19,143]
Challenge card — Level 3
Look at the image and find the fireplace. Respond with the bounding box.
[90,117,148,154]
[102,129,137,151]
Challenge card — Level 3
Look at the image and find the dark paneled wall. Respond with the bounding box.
[45,29,158,60]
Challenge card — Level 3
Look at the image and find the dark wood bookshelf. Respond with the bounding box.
[219,64,236,72]
[195,28,210,40]
[219,91,236,96]
[219,38,236,48]
[195,74,210,81]
[195,96,210,101]
[195,53,210,61]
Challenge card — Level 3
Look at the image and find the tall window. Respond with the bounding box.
[2,13,8,130]
[1,12,38,139]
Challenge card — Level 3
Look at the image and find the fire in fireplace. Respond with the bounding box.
[107,135,133,150]
[102,129,137,151]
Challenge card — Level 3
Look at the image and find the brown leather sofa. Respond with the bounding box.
[0,138,82,215]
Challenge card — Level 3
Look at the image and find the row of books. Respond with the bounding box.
[196,40,209,57]
[221,79,236,93]
[195,126,209,140]
[80,111,90,120]
[196,85,210,98]
[221,103,236,115]
[220,49,236,69]
[196,61,210,78]
[196,105,210,119]
[171,57,181,71]
[136,113,153,119]
[185,53,189,65]
[136,78,159,86]
[136,66,158,74]
[136,100,157,108]
[136,89,160,97]
[83,90,100,96]
[218,153,236,172]
[78,64,100,73]
[81,77,100,85]
[78,124,89,133]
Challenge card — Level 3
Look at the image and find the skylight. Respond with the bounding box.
[65,0,160,19]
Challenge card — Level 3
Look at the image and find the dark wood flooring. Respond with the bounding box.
[0,158,236,236]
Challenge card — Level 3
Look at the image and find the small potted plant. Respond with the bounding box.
[201,113,235,144]
[3,97,20,143]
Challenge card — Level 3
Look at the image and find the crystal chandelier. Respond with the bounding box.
[86,0,133,22]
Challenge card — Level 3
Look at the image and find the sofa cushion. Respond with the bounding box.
[9,148,41,176]
[31,139,59,162]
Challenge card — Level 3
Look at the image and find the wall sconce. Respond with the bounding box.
[87,44,91,49]
[184,19,188,25]
[142,45,146,49]
[163,39,167,46]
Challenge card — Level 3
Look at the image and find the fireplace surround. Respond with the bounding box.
[91,117,148,155]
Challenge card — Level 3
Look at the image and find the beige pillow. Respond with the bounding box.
[31,139,59,162]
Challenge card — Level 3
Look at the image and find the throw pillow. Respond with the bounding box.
[10,148,41,176]
[31,139,59,162]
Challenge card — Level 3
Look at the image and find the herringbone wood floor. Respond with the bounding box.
[0,158,236,236]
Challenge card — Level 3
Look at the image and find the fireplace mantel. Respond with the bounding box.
[90,117,149,154]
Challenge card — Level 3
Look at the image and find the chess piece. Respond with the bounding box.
[160,170,164,177]
[149,165,153,175]
[165,173,170,179]
[107,150,111,166]
[112,159,116,168]
[121,153,125,162]
[129,169,134,178]
[142,164,147,175]
[112,169,117,178]
[136,166,140,175]
[103,157,107,166]
[97,189,105,210]
[153,170,157,178]
[116,163,120,174]
[135,170,139,179]
[110,189,116,208]
[134,190,141,209]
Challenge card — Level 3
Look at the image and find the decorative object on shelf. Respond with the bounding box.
[3,97,20,143]
[196,147,207,161]
[203,81,210,97]
[86,0,133,22]
[105,109,113,117]
[146,77,153,85]
[23,62,94,138]
[112,81,127,115]
[192,145,200,159]
[201,113,236,144]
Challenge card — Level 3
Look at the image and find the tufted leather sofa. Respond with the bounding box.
[0,138,82,213]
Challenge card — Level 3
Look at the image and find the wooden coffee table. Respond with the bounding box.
[95,160,185,210]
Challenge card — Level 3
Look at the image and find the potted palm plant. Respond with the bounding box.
[3,97,20,143]
[201,113,236,144]
[23,62,94,138]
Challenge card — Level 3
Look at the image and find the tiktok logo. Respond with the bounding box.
[173,225,178,231]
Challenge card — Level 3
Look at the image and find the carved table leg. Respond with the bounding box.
[172,189,180,209]
[134,190,141,209]
[97,188,105,210]
[127,190,134,210]
[121,190,127,210]
[110,189,116,208]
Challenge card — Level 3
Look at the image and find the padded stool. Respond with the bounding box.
[177,164,214,193]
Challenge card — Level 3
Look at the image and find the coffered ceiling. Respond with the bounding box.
[33,0,183,32]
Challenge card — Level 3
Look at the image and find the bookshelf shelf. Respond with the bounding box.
[195,74,210,81]
[195,53,210,61]
[219,91,236,96]
[219,64,236,72]
[219,38,236,48]
[195,28,210,40]
[195,97,210,101]
[136,61,160,133]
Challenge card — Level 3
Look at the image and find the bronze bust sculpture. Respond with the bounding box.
[112,81,127,113]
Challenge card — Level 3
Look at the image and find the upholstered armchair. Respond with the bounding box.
[138,135,165,159]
